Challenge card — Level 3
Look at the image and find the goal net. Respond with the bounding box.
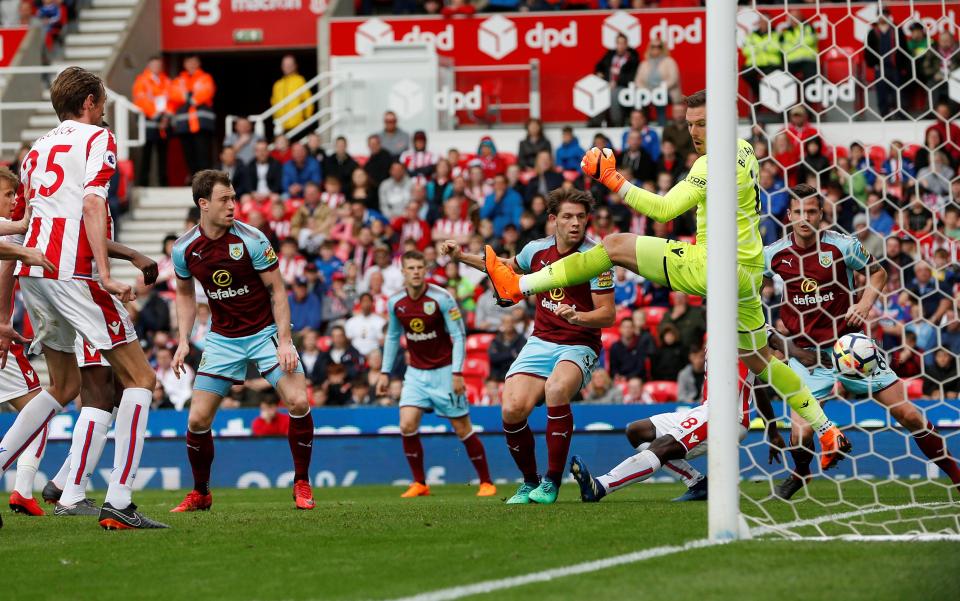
[730,0,960,540]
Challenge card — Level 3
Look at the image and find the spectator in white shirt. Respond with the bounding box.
[379,161,413,219]
[362,245,404,297]
[344,293,387,356]
[155,345,194,410]
[432,195,473,246]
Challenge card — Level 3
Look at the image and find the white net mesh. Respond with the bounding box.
[735,1,960,539]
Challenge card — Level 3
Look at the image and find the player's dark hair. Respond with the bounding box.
[0,166,18,191]
[49,67,105,121]
[401,250,425,265]
[683,89,706,108]
[191,170,234,207]
[546,188,593,216]
[789,183,823,210]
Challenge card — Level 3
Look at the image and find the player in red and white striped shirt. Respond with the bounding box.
[0,67,166,529]
[278,237,307,286]
[399,131,437,184]
[431,196,473,247]
[571,360,765,502]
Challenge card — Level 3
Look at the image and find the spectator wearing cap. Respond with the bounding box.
[518,118,552,171]
[556,126,585,171]
[481,174,523,238]
[785,106,821,151]
[290,276,323,332]
[379,161,413,220]
[476,136,506,179]
[399,131,437,182]
[524,150,564,202]
[282,142,322,199]
[344,293,387,356]
[378,111,410,158]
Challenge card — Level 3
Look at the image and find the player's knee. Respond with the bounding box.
[399,420,419,436]
[543,378,573,403]
[501,397,530,424]
[649,435,684,462]
[625,420,653,447]
[603,233,634,265]
[188,414,213,433]
[892,403,925,432]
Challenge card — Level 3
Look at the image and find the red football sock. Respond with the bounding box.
[402,433,426,484]
[545,404,573,485]
[503,419,538,485]
[913,422,960,486]
[461,431,491,484]
[287,410,314,482]
[186,429,214,495]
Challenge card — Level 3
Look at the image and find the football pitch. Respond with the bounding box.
[4,483,958,601]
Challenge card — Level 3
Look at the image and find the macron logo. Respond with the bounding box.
[108,322,121,335]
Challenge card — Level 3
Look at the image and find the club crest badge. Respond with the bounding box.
[229,243,244,260]
[818,252,833,268]
[424,301,436,315]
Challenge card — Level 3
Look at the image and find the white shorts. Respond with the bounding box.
[20,277,137,354]
[76,335,110,368]
[0,343,41,404]
[649,404,749,460]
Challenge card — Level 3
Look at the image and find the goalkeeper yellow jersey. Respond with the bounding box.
[626,138,764,268]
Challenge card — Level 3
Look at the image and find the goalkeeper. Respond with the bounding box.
[484,90,850,470]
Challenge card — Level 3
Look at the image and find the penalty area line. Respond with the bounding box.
[383,538,727,601]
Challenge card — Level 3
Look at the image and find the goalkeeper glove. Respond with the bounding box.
[581,147,626,193]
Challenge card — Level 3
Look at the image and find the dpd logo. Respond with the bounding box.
[525,21,577,55]
[759,70,855,112]
[355,17,454,56]
[388,79,482,119]
[649,17,702,50]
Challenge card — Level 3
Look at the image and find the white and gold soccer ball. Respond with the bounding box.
[832,333,880,379]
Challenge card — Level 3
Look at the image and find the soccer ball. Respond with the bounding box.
[832,333,879,378]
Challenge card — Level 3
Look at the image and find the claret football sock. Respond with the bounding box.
[105,388,151,509]
[913,422,960,486]
[519,244,612,296]
[460,430,491,484]
[186,428,215,495]
[503,419,539,485]
[60,407,112,506]
[402,432,426,484]
[0,391,60,474]
[288,409,314,482]
[545,404,574,485]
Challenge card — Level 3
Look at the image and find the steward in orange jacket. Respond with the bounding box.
[169,58,216,135]
[132,57,172,185]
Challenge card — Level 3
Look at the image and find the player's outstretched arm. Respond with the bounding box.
[259,267,298,373]
[0,242,55,272]
[106,239,158,286]
[172,275,197,379]
[581,147,701,222]
[439,240,521,273]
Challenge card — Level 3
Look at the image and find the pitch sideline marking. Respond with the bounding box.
[385,502,959,601]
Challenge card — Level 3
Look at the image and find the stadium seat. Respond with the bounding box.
[601,330,619,356]
[868,145,886,170]
[643,380,678,403]
[643,306,667,338]
[463,357,490,380]
[905,377,924,399]
[317,336,331,352]
[467,333,495,352]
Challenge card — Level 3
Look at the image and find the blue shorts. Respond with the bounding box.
[788,357,898,400]
[505,335,598,392]
[400,365,468,418]
[194,324,304,398]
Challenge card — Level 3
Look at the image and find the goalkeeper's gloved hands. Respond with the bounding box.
[580,147,626,193]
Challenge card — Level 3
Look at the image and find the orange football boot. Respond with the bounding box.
[294,480,316,510]
[9,492,44,516]
[170,490,213,512]
[819,426,852,471]
[476,482,497,497]
[484,245,524,306]
[400,482,431,498]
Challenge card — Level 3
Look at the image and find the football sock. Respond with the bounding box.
[402,432,426,484]
[913,422,960,486]
[635,441,702,487]
[105,388,151,509]
[663,459,704,488]
[460,430,491,484]
[598,449,662,494]
[51,451,71,489]
[789,430,815,477]
[60,407,112,506]
[758,358,833,434]
[545,404,574,485]
[186,428,214,495]
[287,409,314,482]
[503,419,539,485]
[519,244,612,296]
[0,390,60,474]
[14,423,47,497]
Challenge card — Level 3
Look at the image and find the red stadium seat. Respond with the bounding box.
[601,331,619,357]
[643,306,667,338]
[615,307,632,324]
[467,333,495,352]
[466,381,484,405]
[463,357,490,380]
[643,380,678,403]
[317,336,331,352]
[905,378,924,399]
[868,145,886,170]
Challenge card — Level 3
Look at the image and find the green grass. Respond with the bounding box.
[3,483,959,601]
